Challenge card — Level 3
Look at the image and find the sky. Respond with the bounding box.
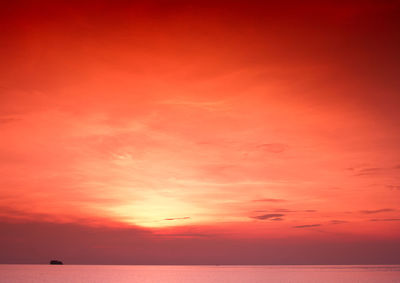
[1,0,400,264]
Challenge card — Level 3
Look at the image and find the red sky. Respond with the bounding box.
[1,0,400,264]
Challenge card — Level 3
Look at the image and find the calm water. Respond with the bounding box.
[1,265,400,283]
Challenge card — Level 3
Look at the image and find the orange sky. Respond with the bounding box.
[1,0,400,264]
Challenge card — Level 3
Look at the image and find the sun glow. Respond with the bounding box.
[108,194,206,228]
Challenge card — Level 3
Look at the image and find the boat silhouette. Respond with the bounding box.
[50,260,63,265]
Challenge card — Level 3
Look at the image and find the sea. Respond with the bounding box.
[0,265,400,283]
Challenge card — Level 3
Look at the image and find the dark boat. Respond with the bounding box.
[50,260,63,265]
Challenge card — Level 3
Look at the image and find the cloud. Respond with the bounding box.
[252,198,286,203]
[0,205,52,222]
[263,208,295,212]
[155,233,212,238]
[386,185,400,190]
[271,208,294,212]
[163,217,191,221]
[254,209,317,213]
[0,117,20,124]
[353,167,382,176]
[251,214,284,220]
[369,219,400,222]
[352,165,400,176]
[330,220,348,224]
[360,209,395,214]
[257,143,288,153]
[293,224,321,228]
[159,99,227,112]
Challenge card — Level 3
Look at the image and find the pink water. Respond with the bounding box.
[0,265,399,282]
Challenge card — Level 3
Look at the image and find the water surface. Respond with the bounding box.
[1,265,399,283]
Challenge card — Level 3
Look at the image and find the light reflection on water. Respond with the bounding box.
[0,265,399,283]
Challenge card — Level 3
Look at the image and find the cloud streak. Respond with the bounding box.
[252,198,287,203]
[163,217,191,221]
[360,209,395,214]
[251,214,285,220]
[293,224,321,228]
[369,219,400,222]
[257,143,288,153]
[330,220,348,225]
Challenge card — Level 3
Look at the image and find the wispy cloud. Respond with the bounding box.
[369,218,400,222]
[329,220,348,224]
[158,99,227,111]
[293,224,321,228]
[353,167,382,176]
[270,217,284,221]
[360,209,395,214]
[0,117,20,124]
[254,209,317,213]
[252,198,286,203]
[163,217,191,221]
[350,165,400,176]
[170,179,291,187]
[257,143,288,153]
[155,233,213,238]
[251,213,284,220]
[386,185,400,190]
